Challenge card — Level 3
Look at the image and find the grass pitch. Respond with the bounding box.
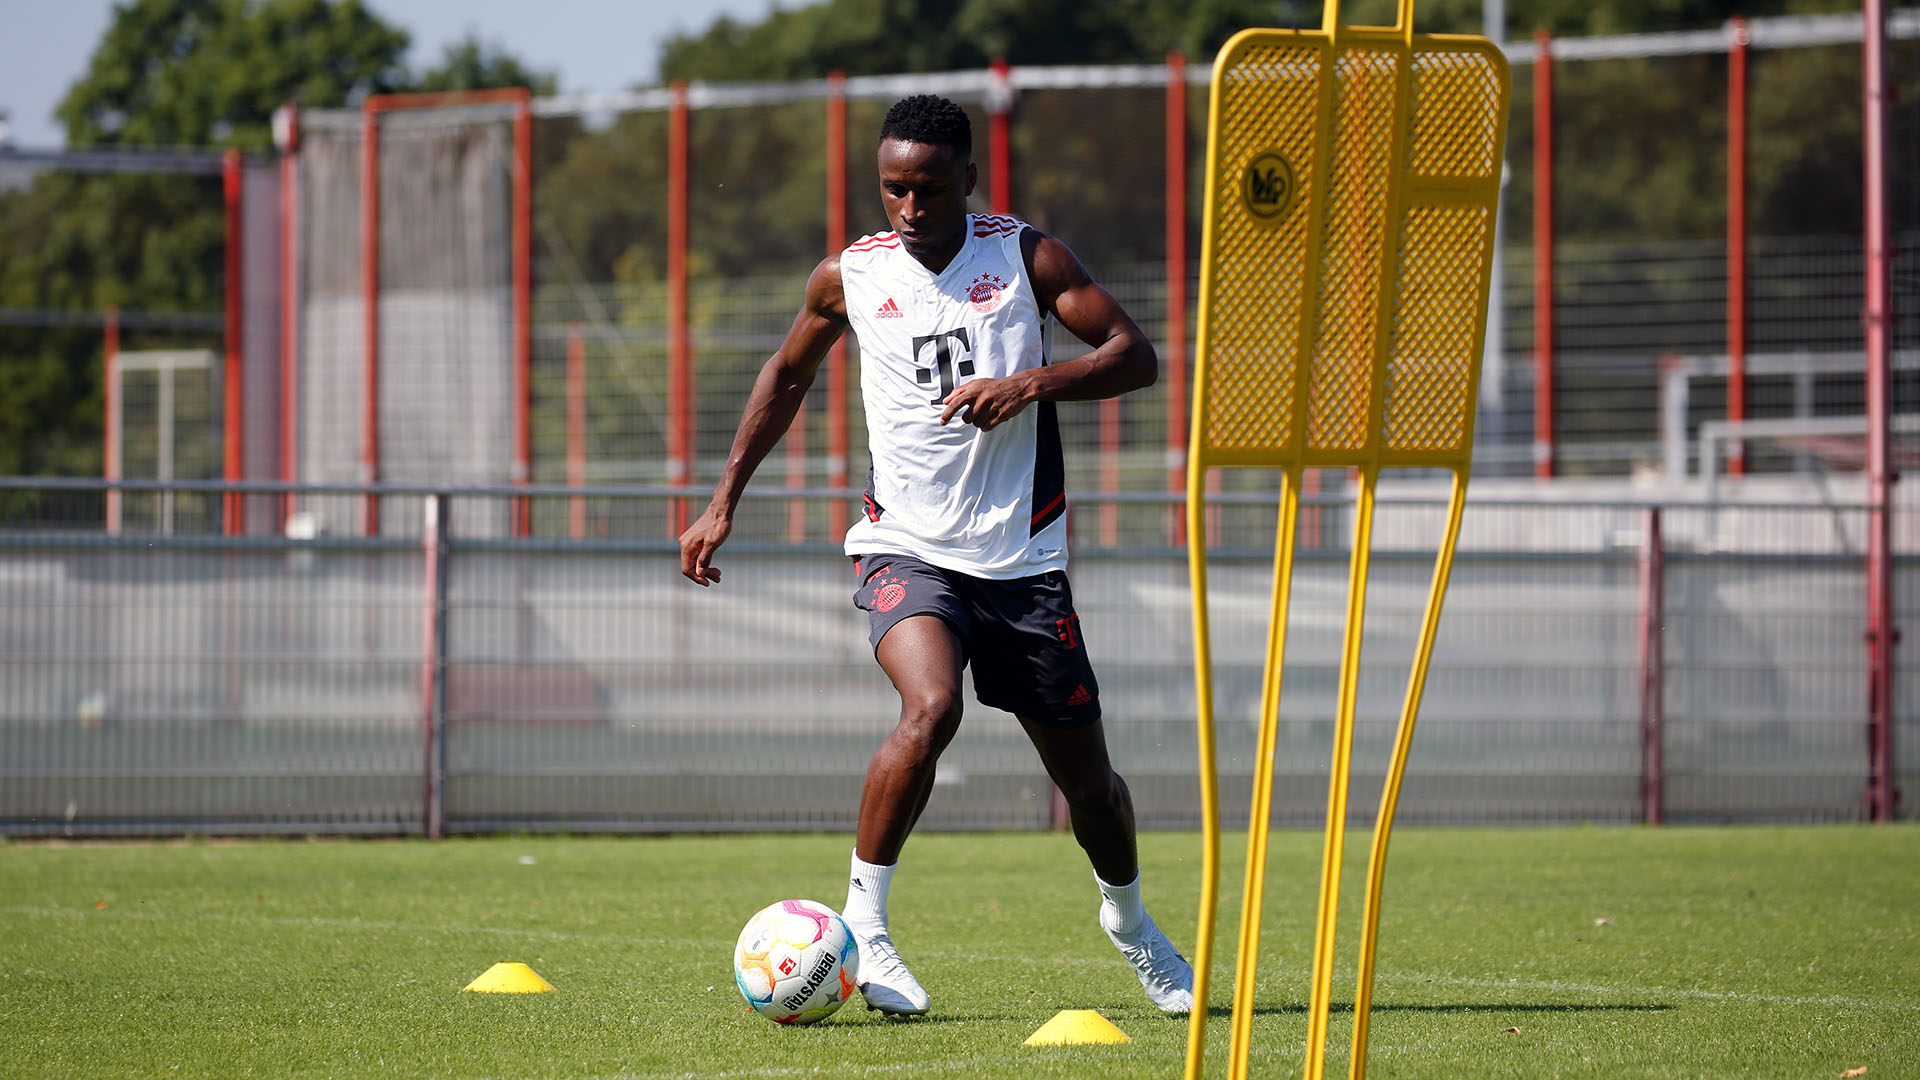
[2,826,1915,1079]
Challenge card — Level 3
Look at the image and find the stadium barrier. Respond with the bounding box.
[0,478,1912,835]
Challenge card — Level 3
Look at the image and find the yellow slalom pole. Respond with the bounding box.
[1183,461,1219,1080]
[1347,468,1469,1078]
[1303,467,1378,1080]
[1225,467,1304,1080]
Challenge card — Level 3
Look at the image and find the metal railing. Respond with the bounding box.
[1,478,1912,835]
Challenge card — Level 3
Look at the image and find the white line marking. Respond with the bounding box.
[1378,971,1920,1013]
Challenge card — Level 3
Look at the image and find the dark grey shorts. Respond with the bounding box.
[851,553,1101,727]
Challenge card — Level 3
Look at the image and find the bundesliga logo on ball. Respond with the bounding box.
[733,900,860,1024]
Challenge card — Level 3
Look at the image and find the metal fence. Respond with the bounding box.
[523,233,1920,507]
[1,478,1913,835]
[282,19,1920,527]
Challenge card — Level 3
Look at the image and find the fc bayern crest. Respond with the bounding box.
[967,273,1009,313]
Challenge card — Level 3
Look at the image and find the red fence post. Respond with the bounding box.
[1863,0,1898,822]
[1726,18,1749,476]
[988,59,1013,215]
[278,103,300,532]
[1532,28,1556,480]
[223,149,244,535]
[512,92,534,536]
[826,73,850,541]
[361,105,382,535]
[104,309,121,535]
[1165,51,1188,548]
[1638,506,1666,825]
[668,82,693,539]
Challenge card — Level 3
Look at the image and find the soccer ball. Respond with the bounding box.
[732,899,860,1024]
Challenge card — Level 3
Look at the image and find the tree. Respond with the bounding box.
[57,0,411,152]
[416,35,559,96]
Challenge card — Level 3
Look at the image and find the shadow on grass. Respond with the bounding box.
[1204,1001,1675,1018]
[843,1012,1037,1025]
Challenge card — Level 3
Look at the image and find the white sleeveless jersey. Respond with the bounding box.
[840,214,1067,578]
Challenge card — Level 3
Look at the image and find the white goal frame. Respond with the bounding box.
[105,348,218,535]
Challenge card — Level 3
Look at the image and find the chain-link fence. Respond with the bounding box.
[3,479,1913,835]
[267,15,1920,539]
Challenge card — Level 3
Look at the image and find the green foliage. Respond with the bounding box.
[416,34,560,97]
[655,0,1862,79]
[56,0,411,152]
[657,0,1308,81]
[632,0,1879,274]
[0,170,225,475]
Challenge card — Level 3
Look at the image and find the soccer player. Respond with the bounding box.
[679,94,1193,1017]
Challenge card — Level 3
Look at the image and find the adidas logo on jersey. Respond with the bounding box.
[875,298,902,319]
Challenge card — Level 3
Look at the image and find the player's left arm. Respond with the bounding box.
[938,228,1157,430]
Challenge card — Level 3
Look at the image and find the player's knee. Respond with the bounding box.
[893,689,962,753]
[1062,765,1127,816]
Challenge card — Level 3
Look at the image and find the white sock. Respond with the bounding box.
[1096,869,1147,937]
[845,850,895,934]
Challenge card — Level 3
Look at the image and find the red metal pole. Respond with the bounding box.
[361,105,381,535]
[104,309,121,535]
[567,324,586,541]
[1727,17,1749,476]
[1638,506,1666,825]
[223,149,244,535]
[989,59,1013,215]
[1532,29,1556,480]
[1862,0,1898,822]
[1165,51,1189,548]
[668,81,692,538]
[280,103,300,531]
[826,72,850,541]
[512,92,533,537]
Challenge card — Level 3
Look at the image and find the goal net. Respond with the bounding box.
[299,105,517,536]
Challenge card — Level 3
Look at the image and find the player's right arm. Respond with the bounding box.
[679,255,848,586]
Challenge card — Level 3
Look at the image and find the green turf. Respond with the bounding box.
[1,826,1915,1079]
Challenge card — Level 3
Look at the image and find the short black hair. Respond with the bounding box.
[879,95,972,159]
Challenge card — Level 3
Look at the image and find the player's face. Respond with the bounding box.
[878,137,976,268]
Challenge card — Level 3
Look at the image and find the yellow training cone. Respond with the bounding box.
[1023,1009,1131,1046]
[462,962,555,993]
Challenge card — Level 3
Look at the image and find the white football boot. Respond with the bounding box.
[854,927,931,1016]
[1105,909,1195,1014]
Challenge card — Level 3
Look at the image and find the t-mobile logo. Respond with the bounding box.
[912,328,974,406]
